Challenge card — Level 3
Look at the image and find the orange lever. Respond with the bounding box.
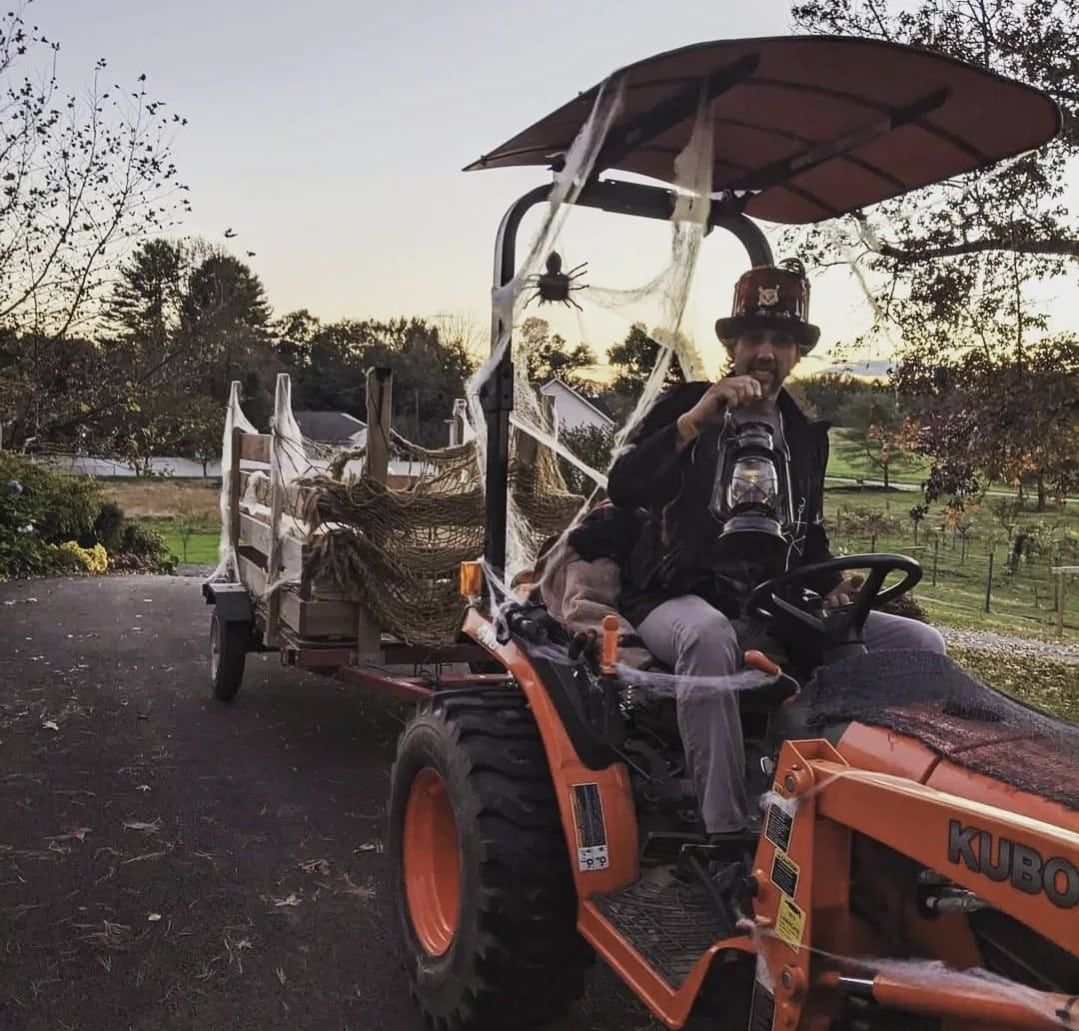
[744,649,780,676]
[601,614,620,673]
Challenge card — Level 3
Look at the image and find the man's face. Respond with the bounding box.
[730,328,800,398]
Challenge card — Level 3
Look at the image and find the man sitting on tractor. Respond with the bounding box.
[606,259,944,840]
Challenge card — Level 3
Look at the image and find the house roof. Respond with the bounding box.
[293,410,367,444]
[539,379,615,428]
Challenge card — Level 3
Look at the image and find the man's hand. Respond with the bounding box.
[676,376,764,444]
[823,576,864,609]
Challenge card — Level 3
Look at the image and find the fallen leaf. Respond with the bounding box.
[136,784,151,793]
[354,841,382,854]
[42,720,59,731]
[48,827,90,842]
[272,893,301,907]
[147,913,161,922]
[122,819,162,833]
[299,858,330,875]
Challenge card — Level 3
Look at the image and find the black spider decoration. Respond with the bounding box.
[522,251,588,310]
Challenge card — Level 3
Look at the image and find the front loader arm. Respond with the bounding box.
[750,740,1078,1031]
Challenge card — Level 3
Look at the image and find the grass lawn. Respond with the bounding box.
[102,478,220,520]
[156,526,220,565]
[826,428,930,486]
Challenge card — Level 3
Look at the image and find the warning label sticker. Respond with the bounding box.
[765,803,793,853]
[775,895,806,952]
[572,783,609,872]
[770,850,800,898]
[748,978,776,1031]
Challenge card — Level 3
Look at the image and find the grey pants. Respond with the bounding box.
[636,596,946,833]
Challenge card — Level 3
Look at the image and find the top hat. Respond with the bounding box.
[714,258,820,351]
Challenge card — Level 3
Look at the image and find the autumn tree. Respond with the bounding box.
[558,423,614,497]
[0,3,189,449]
[798,373,868,425]
[604,322,685,420]
[279,317,476,448]
[516,317,595,386]
[790,0,1079,505]
[837,389,913,489]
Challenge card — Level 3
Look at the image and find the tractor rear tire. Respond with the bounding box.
[388,688,591,1030]
[210,613,247,702]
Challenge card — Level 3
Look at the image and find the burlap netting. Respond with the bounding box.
[290,431,581,648]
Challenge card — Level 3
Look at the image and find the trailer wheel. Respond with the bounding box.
[210,613,248,702]
[388,689,590,1030]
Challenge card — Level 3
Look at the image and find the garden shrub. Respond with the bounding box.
[0,453,174,577]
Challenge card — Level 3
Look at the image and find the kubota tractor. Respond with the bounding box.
[386,36,1079,1031]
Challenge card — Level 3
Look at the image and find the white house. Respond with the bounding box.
[538,379,615,436]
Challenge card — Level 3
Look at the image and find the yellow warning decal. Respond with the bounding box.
[770,849,800,898]
[775,895,806,952]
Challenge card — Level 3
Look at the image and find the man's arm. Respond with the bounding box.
[606,385,701,509]
[607,375,767,509]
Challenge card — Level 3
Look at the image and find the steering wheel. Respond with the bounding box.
[747,554,922,646]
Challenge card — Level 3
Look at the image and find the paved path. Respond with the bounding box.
[0,575,649,1031]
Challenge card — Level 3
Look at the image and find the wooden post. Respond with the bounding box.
[984,550,994,613]
[366,366,392,484]
[931,536,939,587]
[1052,567,1078,638]
[356,367,392,657]
[265,444,284,645]
[228,425,243,578]
[451,398,468,446]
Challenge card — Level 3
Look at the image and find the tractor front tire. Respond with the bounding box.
[388,689,590,1031]
[210,613,247,702]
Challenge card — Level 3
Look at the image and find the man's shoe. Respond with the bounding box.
[706,813,762,846]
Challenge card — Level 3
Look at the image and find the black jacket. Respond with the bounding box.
[607,382,838,626]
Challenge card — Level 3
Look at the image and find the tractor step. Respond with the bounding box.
[593,867,738,989]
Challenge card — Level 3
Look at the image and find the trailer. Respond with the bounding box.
[201,365,533,706]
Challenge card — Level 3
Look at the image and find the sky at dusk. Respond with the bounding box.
[33,0,1076,377]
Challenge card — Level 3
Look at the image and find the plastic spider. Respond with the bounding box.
[522,252,588,311]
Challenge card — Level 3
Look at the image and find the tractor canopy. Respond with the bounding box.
[466,35,1061,224]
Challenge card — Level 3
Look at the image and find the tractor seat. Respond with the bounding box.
[802,650,1079,812]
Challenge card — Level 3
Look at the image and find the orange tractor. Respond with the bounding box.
[384,36,1078,1031]
[200,32,1079,1031]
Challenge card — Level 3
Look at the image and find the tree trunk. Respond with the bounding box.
[1036,474,1047,512]
[883,461,890,490]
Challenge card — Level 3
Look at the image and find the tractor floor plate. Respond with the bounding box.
[593,868,736,989]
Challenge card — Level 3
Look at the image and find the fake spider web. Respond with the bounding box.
[467,72,720,581]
